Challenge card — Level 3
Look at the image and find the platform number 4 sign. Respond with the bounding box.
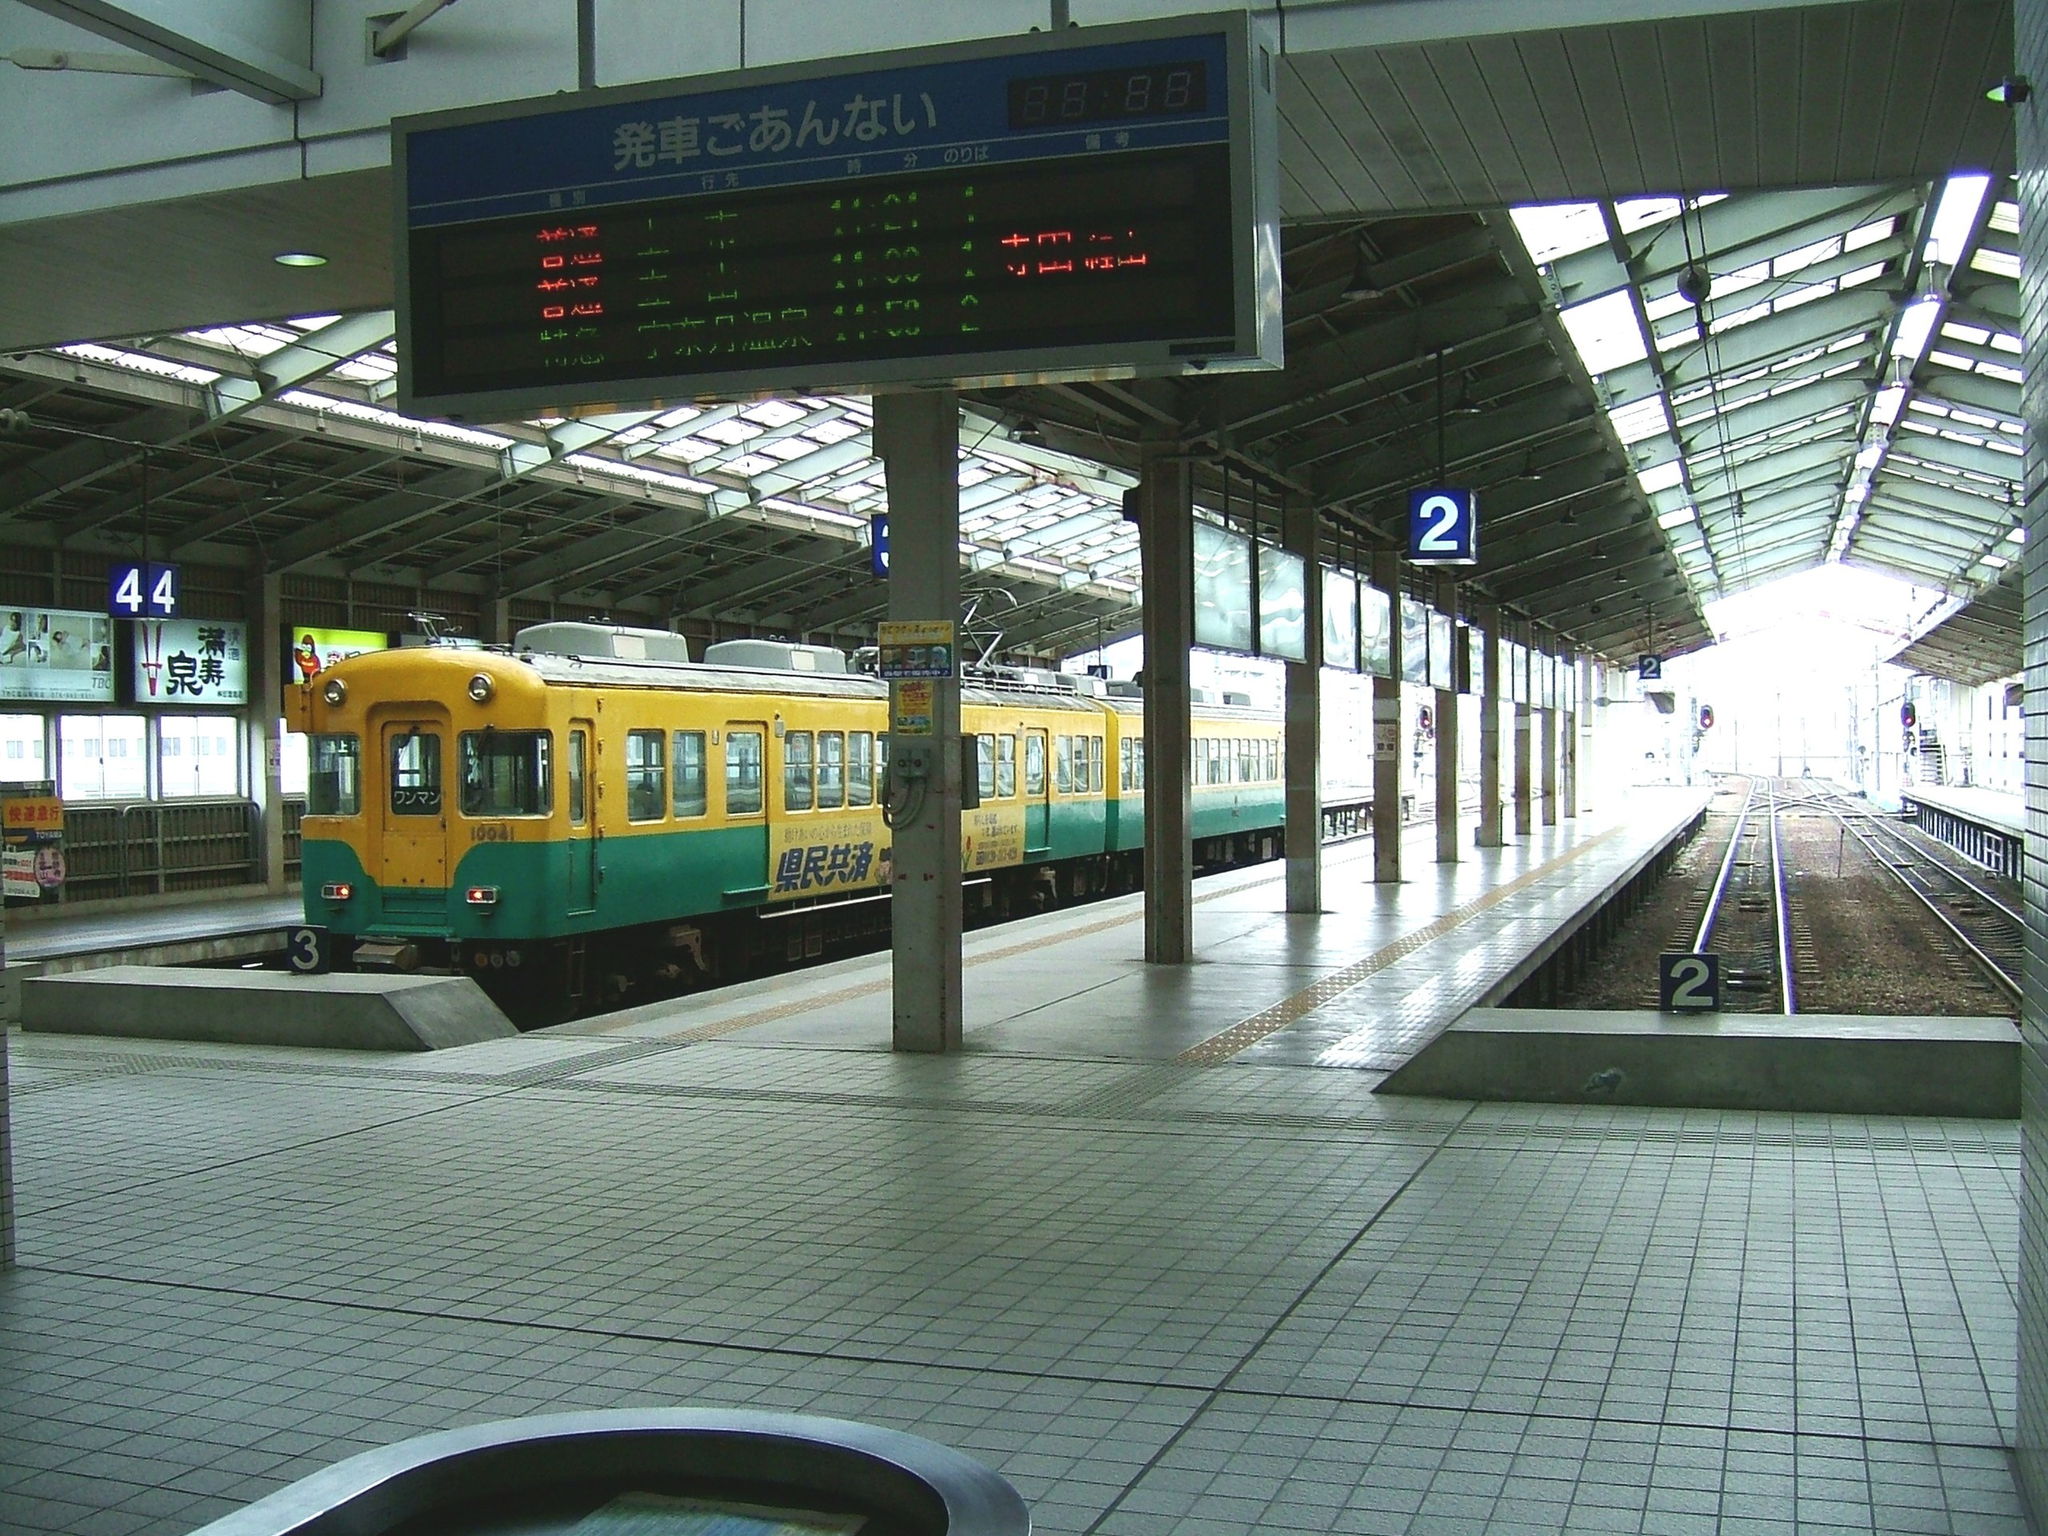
[1659,951,1719,1013]
[1408,488,1477,566]
[287,925,331,976]
[109,561,179,618]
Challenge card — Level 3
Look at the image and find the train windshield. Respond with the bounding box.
[307,733,360,815]
[459,730,551,817]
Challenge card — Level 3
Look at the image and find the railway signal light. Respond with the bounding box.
[1901,701,1917,729]
[1698,704,1714,731]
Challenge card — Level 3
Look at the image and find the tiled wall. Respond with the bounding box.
[2020,0,2048,1523]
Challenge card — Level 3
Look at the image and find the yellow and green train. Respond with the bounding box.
[287,631,1288,1022]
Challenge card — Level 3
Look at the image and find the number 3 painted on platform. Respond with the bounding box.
[1415,493,1463,553]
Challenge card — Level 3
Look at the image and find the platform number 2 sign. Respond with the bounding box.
[1659,952,1720,1013]
[287,925,331,975]
[1408,488,1477,566]
[108,561,179,618]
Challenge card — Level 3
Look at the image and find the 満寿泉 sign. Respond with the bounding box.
[135,619,247,705]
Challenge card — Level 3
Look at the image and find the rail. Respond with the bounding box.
[1695,775,1754,953]
[1812,787,2021,1002]
[1768,782,1796,1016]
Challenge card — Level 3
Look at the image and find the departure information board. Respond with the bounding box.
[394,16,1280,419]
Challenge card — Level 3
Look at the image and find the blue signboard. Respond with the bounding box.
[394,15,1280,418]
[107,562,179,619]
[870,514,889,577]
[1639,654,1663,681]
[1407,489,1477,566]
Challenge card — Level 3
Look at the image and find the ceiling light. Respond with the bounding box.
[1675,264,1713,306]
[1987,75,2032,106]
[1925,173,1993,266]
[1887,296,1943,370]
[274,251,328,268]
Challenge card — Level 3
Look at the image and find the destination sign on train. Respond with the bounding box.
[395,17,1280,417]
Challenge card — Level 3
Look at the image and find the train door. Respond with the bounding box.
[566,720,598,914]
[724,722,769,892]
[378,719,447,891]
[1024,728,1051,855]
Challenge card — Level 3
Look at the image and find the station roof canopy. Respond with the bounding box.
[1891,565,2023,685]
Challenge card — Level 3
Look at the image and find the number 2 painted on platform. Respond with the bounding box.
[1415,494,1463,554]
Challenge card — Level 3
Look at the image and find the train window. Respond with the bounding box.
[1268,740,1280,780]
[625,730,666,822]
[389,731,441,816]
[726,730,764,815]
[1133,738,1145,791]
[977,734,996,800]
[459,730,551,817]
[784,731,814,812]
[1119,737,1132,792]
[308,733,361,815]
[1025,734,1046,795]
[818,731,845,810]
[848,732,874,807]
[996,734,1016,797]
[1238,739,1255,783]
[1088,736,1103,795]
[673,731,707,818]
[1055,735,1073,794]
[568,730,587,826]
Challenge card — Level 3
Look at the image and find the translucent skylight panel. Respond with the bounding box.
[1636,460,1685,495]
[1644,290,1695,322]
[1557,288,1649,374]
[1838,262,1887,290]
[804,418,863,445]
[58,342,220,385]
[331,353,399,382]
[1510,203,1608,264]
[1926,349,1978,373]
[757,437,820,462]
[1972,247,2022,279]
[1710,300,1772,334]
[1607,394,1672,444]
[1941,320,1992,346]
[1981,552,2010,569]
[1655,321,1701,353]
[741,399,811,428]
[1925,173,1993,266]
[184,323,295,358]
[1657,505,1698,529]
[1845,216,1897,251]
[724,453,782,478]
[1615,197,1683,233]
[1982,361,2023,384]
[1773,235,1842,276]
[1990,200,2020,235]
[650,436,722,462]
[1771,281,1830,314]
[1990,331,2022,354]
[697,417,764,445]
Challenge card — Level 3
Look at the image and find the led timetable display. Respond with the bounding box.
[395,16,1279,417]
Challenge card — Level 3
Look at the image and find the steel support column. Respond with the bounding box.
[1139,437,1193,964]
[1371,549,1403,883]
[1513,620,1533,838]
[244,572,288,891]
[1435,572,1459,863]
[1476,601,1504,847]
[1562,649,1580,821]
[875,391,963,1052]
[1284,496,1322,913]
[1540,640,1560,827]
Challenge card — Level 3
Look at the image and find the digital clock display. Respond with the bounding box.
[406,145,1234,403]
[1005,61,1208,129]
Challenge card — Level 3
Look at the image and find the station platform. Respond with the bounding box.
[0,789,2025,1535]
[1899,782,2023,837]
[1898,783,2025,877]
[5,890,301,970]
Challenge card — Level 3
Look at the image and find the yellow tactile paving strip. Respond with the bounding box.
[1174,825,1625,1065]
[631,860,1295,1044]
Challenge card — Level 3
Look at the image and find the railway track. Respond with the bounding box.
[1685,774,1793,1014]
[1790,782,2022,1007]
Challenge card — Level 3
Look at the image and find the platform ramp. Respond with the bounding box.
[22,966,516,1051]
[1378,1008,2018,1119]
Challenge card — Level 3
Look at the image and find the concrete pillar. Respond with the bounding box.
[1284,496,1321,913]
[1475,602,1503,847]
[1434,572,1459,863]
[1562,648,1579,821]
[1138,436,1193,964]
[1513,621,1533,838]
[1370,549,1403,883]
[1578,654,1596,814]
[480,595,515,646]
[875,391,963,1053]
[244,571,288,891]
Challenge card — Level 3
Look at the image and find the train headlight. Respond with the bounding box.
[467,672,495,703]
[321,678,346,706]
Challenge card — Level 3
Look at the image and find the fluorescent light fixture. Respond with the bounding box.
[1844,482,1870,505]
[1558,289,1651,375]
[2007,526,2026,543]
[1869,383,1908,426]
[1888,294,1944,368]
[1982,552,2010,569]
[1657,506,1697,530]
[1925,173,1993,266]
[273,251,328,268]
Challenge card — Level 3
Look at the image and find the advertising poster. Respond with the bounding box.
[2,791,63,903]
[133,619,247,705]
[288,625,389,688]
[0,607,113,702]
[1360,587,1392,679]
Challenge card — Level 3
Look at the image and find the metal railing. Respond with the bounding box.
[53,797,305,901]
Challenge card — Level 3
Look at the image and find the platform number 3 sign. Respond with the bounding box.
[1408,488,1477,566]
[1659,952,1720,1013]
[287,925,331,975]
[108,561,179,618]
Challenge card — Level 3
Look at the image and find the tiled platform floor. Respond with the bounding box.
[0,797,2024,1535]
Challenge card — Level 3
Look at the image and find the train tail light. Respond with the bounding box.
[465,886,500,907]
[321,882,353,901]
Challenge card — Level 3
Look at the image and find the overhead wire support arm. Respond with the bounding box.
[372,0,461,59]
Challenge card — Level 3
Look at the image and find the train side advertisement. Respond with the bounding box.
[767,804,1026,898]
